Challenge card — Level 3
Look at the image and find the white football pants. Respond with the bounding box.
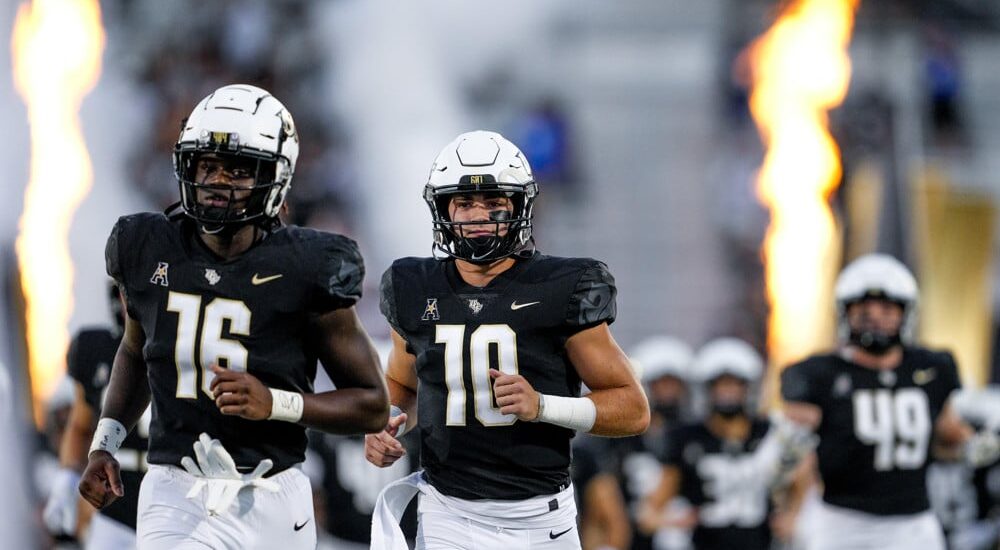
[136,464,315,550]
[806,502,945,550]
[85,512,136,550]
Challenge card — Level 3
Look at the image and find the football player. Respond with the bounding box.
[572,433,632,550]
[639,337,776,550]
[365,130,650,549]
[77,84,389,550]
[44,282,148,548]
[933,387,1000,550]
[780,254,1000,550]
[611,336,695,550]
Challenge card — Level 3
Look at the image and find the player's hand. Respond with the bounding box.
[637,501,698,534]
[365,413,407,468]
[43,468,80,535]
[770,509,799,543]
[964,429,1000,468]
[489,368,540,421]
[78,450,124,509]
[209,365,272,420]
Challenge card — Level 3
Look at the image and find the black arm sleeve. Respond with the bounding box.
[936,351,962,401]
[66,334,85,384]
[379,267,402,334]
[565,261,617,331]
[780,363,819,405]
[313,236,365,312]
[105,217,127,287]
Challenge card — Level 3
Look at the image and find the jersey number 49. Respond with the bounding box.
[853,388,931,471]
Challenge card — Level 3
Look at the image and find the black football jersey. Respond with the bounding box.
[105,212,363,473]
[380,252,616,500]
[660,420,773,550]
[67,328,147,530]
[781,347,962,515]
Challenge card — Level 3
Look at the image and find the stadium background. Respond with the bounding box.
[1,0,998,548]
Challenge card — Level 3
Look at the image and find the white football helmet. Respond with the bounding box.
[630,336,693,384]
[692,337,764,384]
[950,386,1000,430]
[424,131,538,263]
[834,254,918,349]
[173,84,299,227]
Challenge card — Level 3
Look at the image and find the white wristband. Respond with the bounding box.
[268,388,304,423]
[535,394,597,432]
[89,418,127,456]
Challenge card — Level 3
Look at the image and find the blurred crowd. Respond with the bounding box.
[103,0,359,236]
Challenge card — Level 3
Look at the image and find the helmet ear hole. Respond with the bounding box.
[434,196,453,222]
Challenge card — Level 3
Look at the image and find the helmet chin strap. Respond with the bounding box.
[711,401,746,418]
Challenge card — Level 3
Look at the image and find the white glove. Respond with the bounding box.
[181,433,280,516]
[964,430,1000,468]
[752,413,818,488]
[42,468,80,535]
[773,414,819,465]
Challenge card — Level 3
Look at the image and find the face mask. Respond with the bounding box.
[653,403,682,422]
[711,401,745,419]
[849,329,900,355]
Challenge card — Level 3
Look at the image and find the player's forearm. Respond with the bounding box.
[100,344,150,432]
[586,385,650,437]
[591,474,632,549]
[639,465,680,530]
[387,376,416,412]
[300,387,389,434]
[59,402,95,471]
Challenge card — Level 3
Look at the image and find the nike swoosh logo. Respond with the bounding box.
[294,519,310,531]
[510,301,540,311]
[251,273,283,285]
[914,369,936,385]
[549,527,573,540]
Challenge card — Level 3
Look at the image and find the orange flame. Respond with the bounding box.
[748,0,857,378]
[12,0,104,425]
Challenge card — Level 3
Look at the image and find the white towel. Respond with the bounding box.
[370,471,423,550]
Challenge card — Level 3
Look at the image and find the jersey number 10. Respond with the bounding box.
[852,388,931,471]
[436,324,519,427]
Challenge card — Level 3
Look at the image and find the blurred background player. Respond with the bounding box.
[606,335,695,550]
[927,386,1000,550]
[572,430,633,550]
[44,281,147,549]
[34,376,77,549]
[640,337,777,550]
[780,254,1000,550]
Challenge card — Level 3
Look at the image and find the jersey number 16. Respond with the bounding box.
[167,291,251,399]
